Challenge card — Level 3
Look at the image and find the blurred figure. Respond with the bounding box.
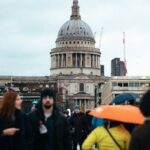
[0,90,27,150]
[70,105,88,150]
[63,110,70,120]
[30,100,38,112]
[85,110,93,134]
[91,117,104,129]
[82,120,130,150]
[91,101,104,129]
[28,88,72,150]
[129,89,150,150]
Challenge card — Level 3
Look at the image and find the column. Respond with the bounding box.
[57,54,59,68]
[95,55,96,68]
[56,55,58,68]
[61,54,64,67]
[96,55,98,68]
[92,55,94,67]
[97,56,99,68]
[79,100,81,107]
[80,54,82,67]
[63,54,67,67]
[75,53,77,67]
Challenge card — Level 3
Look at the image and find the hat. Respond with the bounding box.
[63,110,69,115]
[32,100,38,105]
[41,88,56,101]
[74,105,80,110]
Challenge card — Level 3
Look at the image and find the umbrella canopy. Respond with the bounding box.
[112,93,138,104]
[89,105,144,124]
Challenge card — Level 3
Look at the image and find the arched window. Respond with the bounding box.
[80,83,84,92]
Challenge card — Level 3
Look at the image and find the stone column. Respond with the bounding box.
[94,55,96,68]
[64,54,66,67]
[97,55,99,68]
[80,54,82,67]
[79,100,81,107]
[92,55,94,67]
[56,55,58,68]
[61,54,64,67]
[96,55,98,68]
[57,54,60,68]
[75,53,77,67]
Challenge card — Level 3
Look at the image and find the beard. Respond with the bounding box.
[44,102,52,109]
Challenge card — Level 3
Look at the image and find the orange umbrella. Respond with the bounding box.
[89,105,145,124]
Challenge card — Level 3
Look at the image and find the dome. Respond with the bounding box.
[56,20,95,42]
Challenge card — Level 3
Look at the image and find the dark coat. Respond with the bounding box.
[70,112,88,143]
[129,120,150,150]
[28,104,72,150]
[0,109,27,150]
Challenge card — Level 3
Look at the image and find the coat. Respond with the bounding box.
[82,124,130,150]
[129,120,150,150]
[28,104,72,150]
[0,109,27,150]
[70,112,88,143]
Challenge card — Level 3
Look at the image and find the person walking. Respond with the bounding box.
[0,90,27,150]
[28,88,72,150]
[129,89,150,150]
[82,120,130,150]
[70,105,88,150]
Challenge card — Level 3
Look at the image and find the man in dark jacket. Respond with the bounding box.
[70,105,88,150]
[28,88,72,150]
[129,89,150,150]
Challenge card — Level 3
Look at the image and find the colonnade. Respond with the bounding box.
[54,53,100,68]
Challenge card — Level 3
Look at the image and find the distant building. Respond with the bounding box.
[111,58,126,76]
[101,76,150,104]
[0,0,109,112]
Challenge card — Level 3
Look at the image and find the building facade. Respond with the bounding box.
[111,58,126,76]
[0,0,108,111]
[101,76,150,104]
[50,0,107,111]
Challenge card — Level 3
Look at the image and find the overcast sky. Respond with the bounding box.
[0,0,150,76]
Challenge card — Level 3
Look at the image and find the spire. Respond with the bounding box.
[70,0,81,20]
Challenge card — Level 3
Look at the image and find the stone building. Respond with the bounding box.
[101,76,150,104]
[50,0,107,111]
[0,0,108,111]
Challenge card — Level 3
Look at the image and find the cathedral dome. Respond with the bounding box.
[56,0,95,43]
[56,20,95,42]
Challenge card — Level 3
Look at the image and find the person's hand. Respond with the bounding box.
[2,128,20,136]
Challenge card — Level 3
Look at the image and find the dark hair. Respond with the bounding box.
[41,88,56,101]
[0,90,18,120]
[140,89,150,117]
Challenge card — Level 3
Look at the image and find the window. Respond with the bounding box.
[129,83,134,87]
[80,83,84,92]
[123,83,128,87]
[112,82,118,87]
[118,83,122,87]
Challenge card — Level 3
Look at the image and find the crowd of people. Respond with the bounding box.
[0,88,150,150]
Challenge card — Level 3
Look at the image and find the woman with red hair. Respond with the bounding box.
[0,90,27,150]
